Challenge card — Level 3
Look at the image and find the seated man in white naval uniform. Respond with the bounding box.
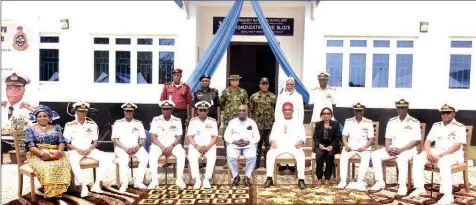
[370,99,421,195]
[263,102,307,189]
[64,102,110,197]
[112,102,149,193]
[1,71,36,132]
[148,100,186,189]
[409,103,466,205]
[338,102,375,191]
[224,104,260,187]
[309,71,337,123]
[187,101,218,189]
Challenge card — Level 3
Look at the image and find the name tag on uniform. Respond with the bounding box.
[170,125,177,131]
[205,124,212,129]
[86,128,93,136]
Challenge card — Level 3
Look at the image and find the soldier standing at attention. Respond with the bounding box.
[249,77,277,169]
[160,68,193,146]
[191,74,221,124]
[220,74,249,168]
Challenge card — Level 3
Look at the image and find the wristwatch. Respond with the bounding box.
[439,154,443,158]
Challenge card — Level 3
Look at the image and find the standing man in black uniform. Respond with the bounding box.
[191,75,221,126]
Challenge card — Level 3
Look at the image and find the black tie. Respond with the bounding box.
[8,106,14,119]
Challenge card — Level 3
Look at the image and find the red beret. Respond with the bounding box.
[172,68,183,74]
[282,102,293,109]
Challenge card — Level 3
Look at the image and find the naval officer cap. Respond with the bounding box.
[439,103,457,112]
[352,102,365,110]
[195,101,211,109]
[317,71,331,80]
[159,100,175,109]
[395,99,409,108]
[199,74,211,81]
[121,102,138,111]
[4,71,31,87]
[73,101,90,111]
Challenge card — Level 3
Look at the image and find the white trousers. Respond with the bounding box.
[339,150,371,182]
[115,146,149,185]
[227,146,257,178]
[371,148,416,186]
[68,149,110,185]
[149,144,186,180]
[188,145,217,179]
[412,148,463,195]
[266,148,305,180]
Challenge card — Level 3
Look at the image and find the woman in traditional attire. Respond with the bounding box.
[24,105,71,198]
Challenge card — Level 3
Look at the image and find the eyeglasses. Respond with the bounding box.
[124,110,134,113]
[441,111,452,115]
[198,109,208,112]
[322,112,332,116]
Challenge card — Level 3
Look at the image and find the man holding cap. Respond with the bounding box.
[338,102,374,191]
[370,99,421,195]
[1,71,35,130]
[220,74,249,168]
[249,77,277,169]
[148,100,187,189]
[409,103,466,205]
[160,68,193,146]
[191,75,221,123]
[309,71,337,123]
[112,103,149,193]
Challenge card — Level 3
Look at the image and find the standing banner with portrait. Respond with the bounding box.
[1,19,39,134]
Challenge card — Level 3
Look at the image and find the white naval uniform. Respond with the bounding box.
[112,118,149,185]
[148,115,186,180]
[371,115,421,186]
[1,100,33,130]
[309,87,337,122]
[412,119,466,195]
[224,118,260,178]
[187,117,218,179]
[340,117,374,183]
[64,119,110,185]
[275,90,304,123]
[266,118,307,179]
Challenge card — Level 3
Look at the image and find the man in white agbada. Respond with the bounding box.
[370,99,421,195]
[337,102,374,191]
[274,77,304,172]
[224,104,260,186]
[309,72,337,123]
[187,101,218,189]
[112,102,148,193]
[409,103,466,205]
[148,100,187,189]
[263,102,307,189]
[64,102,110,197]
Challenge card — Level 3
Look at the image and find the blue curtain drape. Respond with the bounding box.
[251,0,310,103]
[186,1,244,92]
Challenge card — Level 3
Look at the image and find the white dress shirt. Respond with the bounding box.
[342,117,374,151]
[149,115,182,147]
[385,115,421,149]
[111,118,146,148]
[63,119,99,150]
[269,118,306,150]
[427,119,466,154]
[187,117,218,146]
[224,117,260,149]
[275,90,304,123]
[309,87,337,122]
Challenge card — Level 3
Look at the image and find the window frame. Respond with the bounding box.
[39,34,61,83]
[448,38,474,89]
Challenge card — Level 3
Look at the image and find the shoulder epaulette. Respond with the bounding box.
[190,117,199,121]
[171,116,181,121]
[310,87,318,91]
[183,83,190,87]
[364,118,373,123]
[134,119,142,123]
[152,116,161,121]
[164,82,171,85]
[211,88,218,92]
[116,118,125,122]
[433,121,442,125]
[452,121,464,127]
[328,87,336,90]
[66,121,75,126]
[346,117,354,121]
[86,119,96,124]
[408,116,419,122]
[389,116,397,121]
[207,117,217,121]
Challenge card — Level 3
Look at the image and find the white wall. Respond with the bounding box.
[196,2,305,92]
[303,1,476,110]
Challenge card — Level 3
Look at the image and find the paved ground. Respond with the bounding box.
[2,152,476,204]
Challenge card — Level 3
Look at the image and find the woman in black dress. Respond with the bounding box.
[313,107,341,185]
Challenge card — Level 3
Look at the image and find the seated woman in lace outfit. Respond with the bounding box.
[24,105,71,198]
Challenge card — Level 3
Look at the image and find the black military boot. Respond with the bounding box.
[263,177,273,188]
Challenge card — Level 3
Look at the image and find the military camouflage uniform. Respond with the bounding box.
[220,87,249,156]
[249,91,277,168]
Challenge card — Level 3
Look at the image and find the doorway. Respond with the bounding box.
[227,42,278,96]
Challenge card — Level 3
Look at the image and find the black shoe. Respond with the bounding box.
[278,165,287,171]
[232,176,240,186]
[263,177,273,188]
[298,179,305,190]
[289,165,296,172]
[243,176,251,187]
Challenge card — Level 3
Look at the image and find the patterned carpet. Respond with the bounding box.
[5,184,476,205]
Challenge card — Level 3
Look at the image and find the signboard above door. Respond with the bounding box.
[213,17,294,36]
